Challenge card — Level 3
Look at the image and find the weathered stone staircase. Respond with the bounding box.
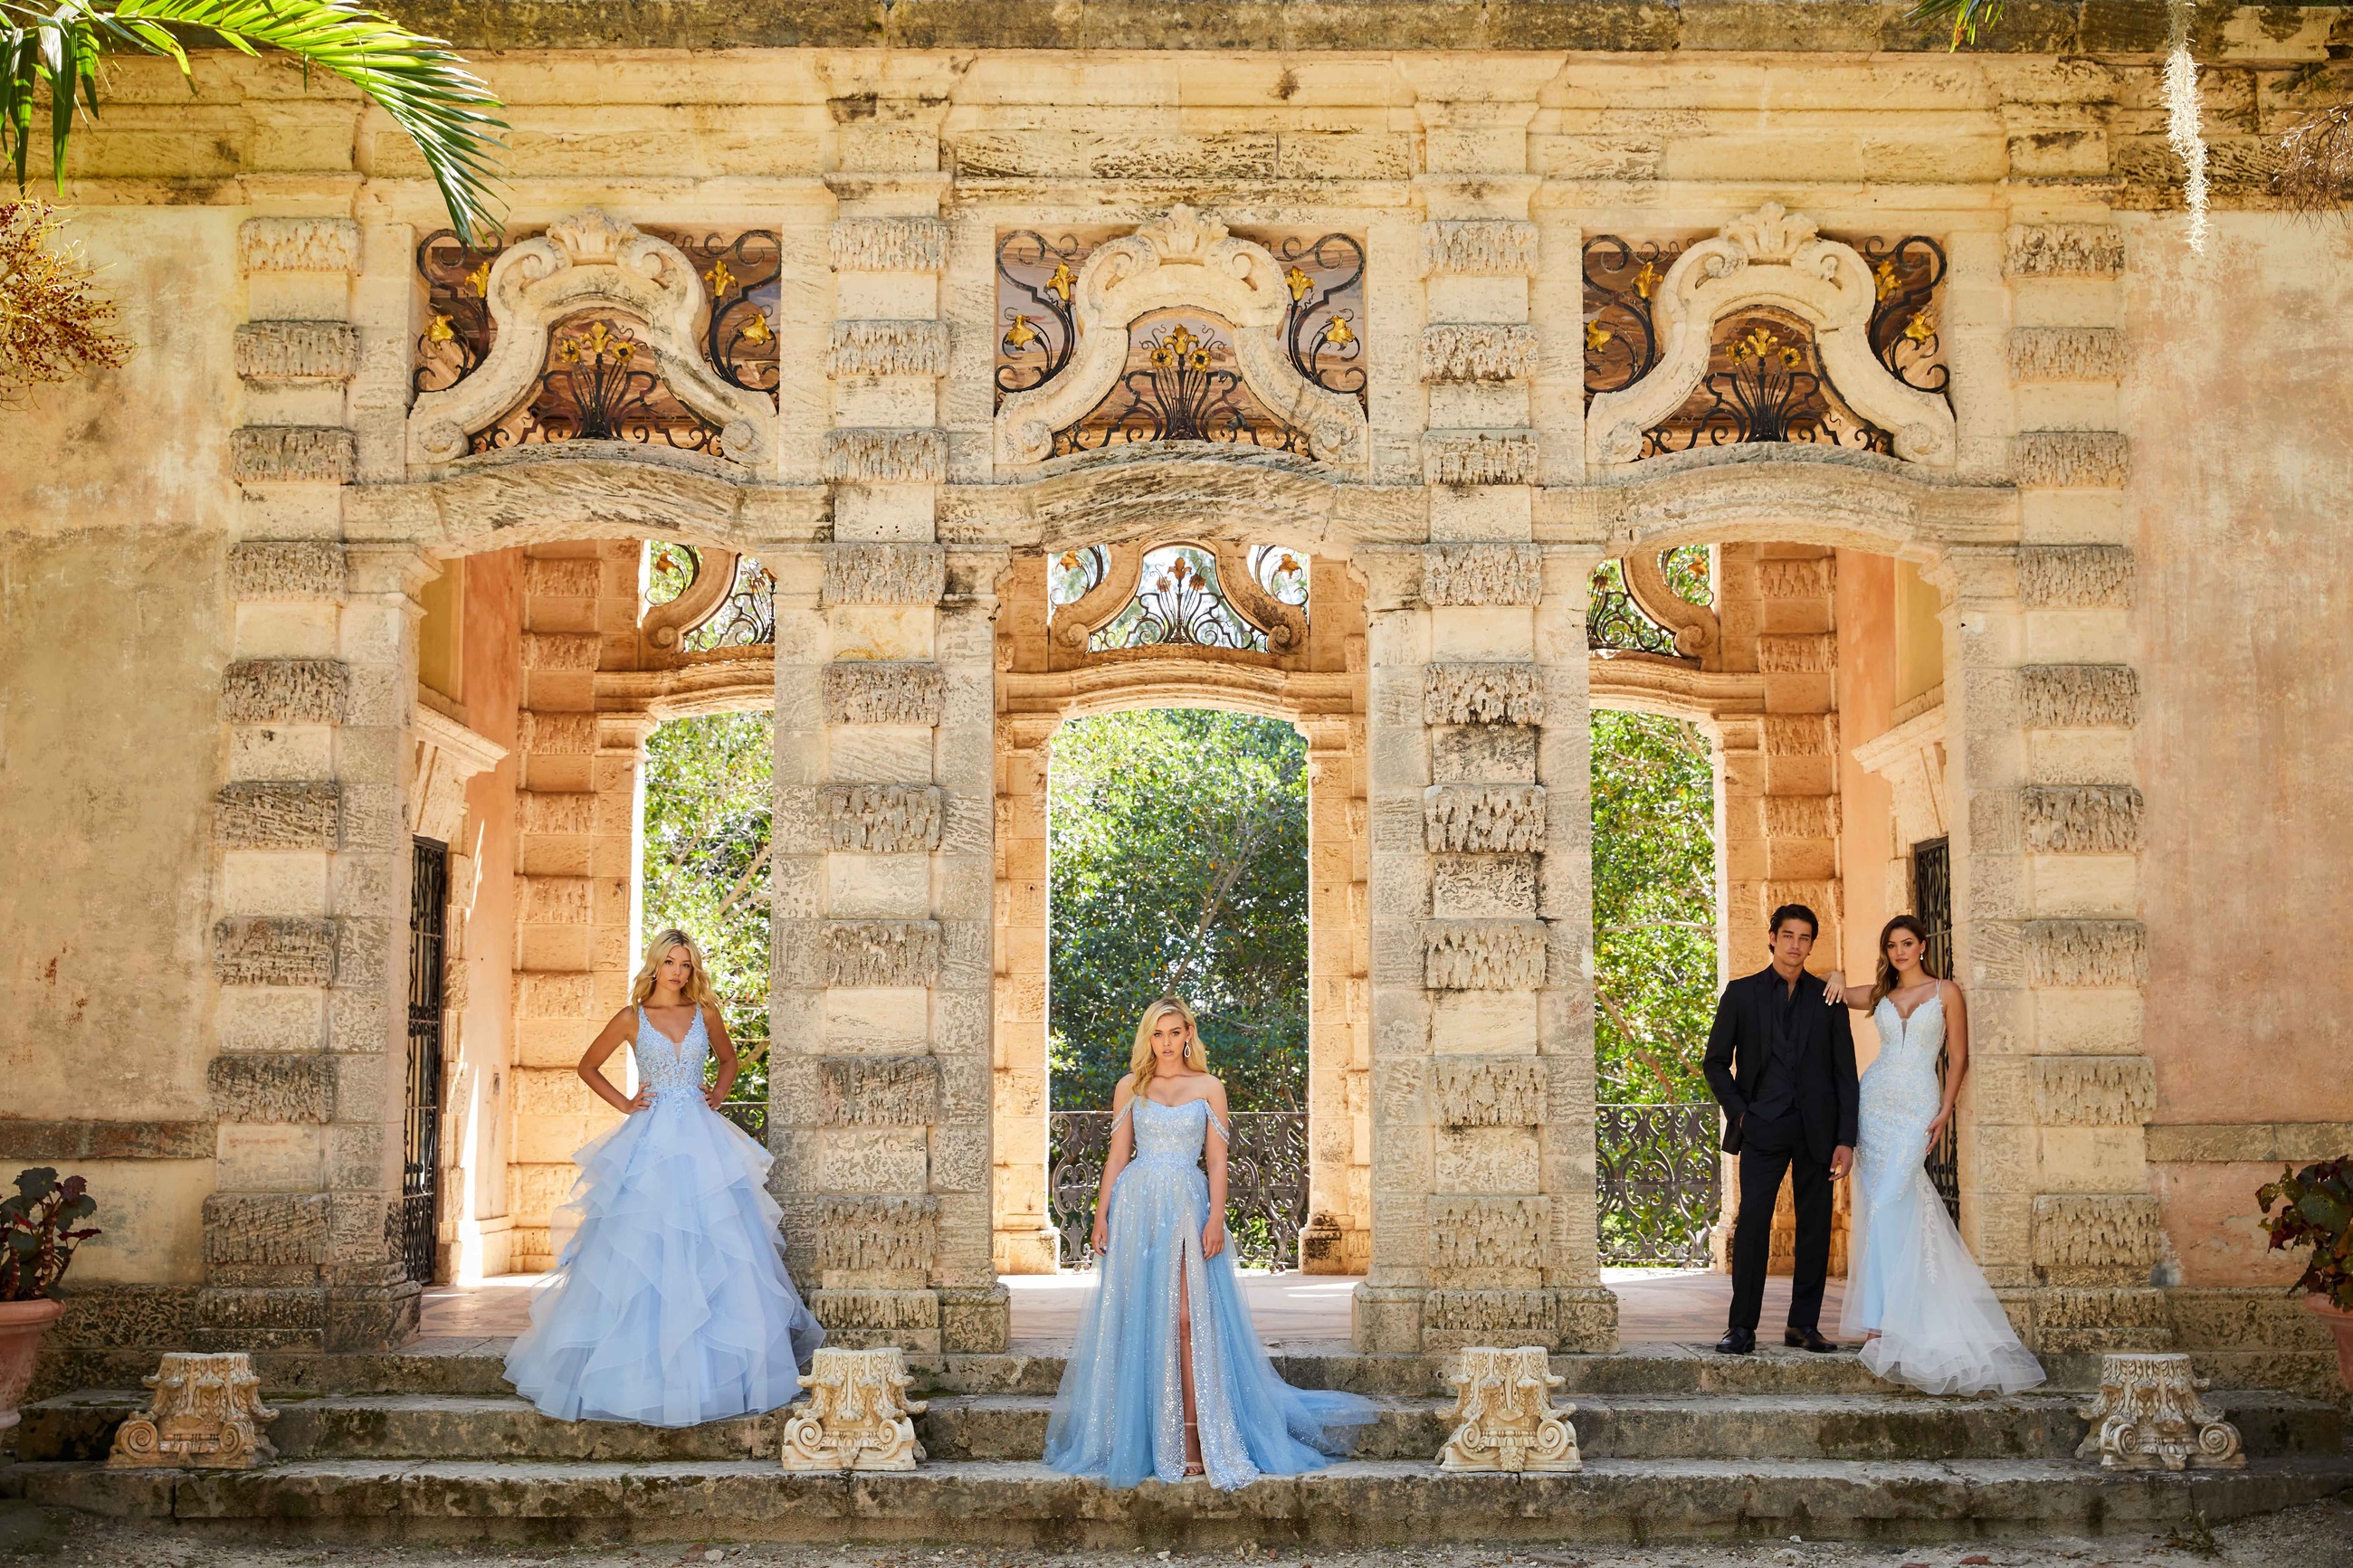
[8,1342,2348,1548]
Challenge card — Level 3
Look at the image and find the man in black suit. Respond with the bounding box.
[1701,903,1859,1354]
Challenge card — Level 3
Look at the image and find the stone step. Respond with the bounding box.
[36,1339,1947,1404]
[8,1454,2350,1547]
[22,1386,2339,1468]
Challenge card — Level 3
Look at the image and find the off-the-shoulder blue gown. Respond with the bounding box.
[504,1006,824,1426]
[1043,1094,1376,1489]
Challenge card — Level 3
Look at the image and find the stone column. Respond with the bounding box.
[505,544,641,1270]
[204,211,420,1352]
[1965,218,2157,1354]
[992,716,1059,1275]
[1300,718,1372,1275]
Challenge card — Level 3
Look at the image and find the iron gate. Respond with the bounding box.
[1596,1102,1722,1265]
[402,837,449,1285]
[1912,836,1961,1223]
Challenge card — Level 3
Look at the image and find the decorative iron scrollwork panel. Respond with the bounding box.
[414,230,509,396]
[1091,544,1270,652]
[1596,1102,1721,1267]
[1588,560,1687,659]
[646,543,776,651]
[1860,235,1949,404]
[1272,233,1367,411]
[1641,309,1892,457]
[467,314,725,456]
[1053,315,1311,457]
[1049,1109,1308,1272]
[1583,235,1691,403]
[996,228,1100,405]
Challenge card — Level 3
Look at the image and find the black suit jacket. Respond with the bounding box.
[1701,965,1860,1162]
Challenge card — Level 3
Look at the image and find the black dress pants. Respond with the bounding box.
[1727,1110,1834,1333]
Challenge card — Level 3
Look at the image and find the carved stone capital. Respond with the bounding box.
[1438,1345,1582,1473]
[777,1346,929,1472]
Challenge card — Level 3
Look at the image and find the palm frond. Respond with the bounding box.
[1,0,504,242]
[1906,0,2008,48]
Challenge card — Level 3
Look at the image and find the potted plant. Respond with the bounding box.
[0,1168,100,1432]
[2256,1156,2353,1392]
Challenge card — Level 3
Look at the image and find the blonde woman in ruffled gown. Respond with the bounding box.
[1824,917,2043,1396]
[504,929,824,1426]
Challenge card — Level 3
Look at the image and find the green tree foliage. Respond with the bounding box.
[1590,709,1718,1105]
[1048,708,1308,1114]
[641,712,772,1102]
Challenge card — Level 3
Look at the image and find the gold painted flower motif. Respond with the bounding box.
[427,313,454,344]
[1903,309,1936,343]
[1586,321,1615,352]
[1044,261,1075,302]
[1284,265,1313,302]
[1634,261,1662,300]
[465,261,491,298]
[1004,314,1039,351]
[740,309,774,347]
[1324,315,1355,347]
[1875,258,1900,302]
[705,258,736,299]
[1733,327,1801,368]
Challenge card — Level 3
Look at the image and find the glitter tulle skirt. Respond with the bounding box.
[1043,1097,1376,1490]
[503,1089,825,1427]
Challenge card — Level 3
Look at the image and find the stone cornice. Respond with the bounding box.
[382,3,2344,61]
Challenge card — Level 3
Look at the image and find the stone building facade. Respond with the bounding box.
[2,4,2348,1387]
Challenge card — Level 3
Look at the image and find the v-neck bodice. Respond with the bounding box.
[633,1006,709,1102]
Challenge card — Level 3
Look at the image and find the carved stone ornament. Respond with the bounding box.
[777,1346,929,1472]
[994,205,1368,471]
[1585,203,1957,468]
[108,1352,278,1468]
[1436,1345,1582,1473]
[2074,1353,2244,1471]
[407,209,775,467]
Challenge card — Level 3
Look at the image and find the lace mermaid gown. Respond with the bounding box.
[1043,1095,1376,1489]
[1840,993,2044,1395]
[504,1006,824,1426]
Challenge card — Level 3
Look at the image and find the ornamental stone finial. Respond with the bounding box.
[778,1346,929,1472]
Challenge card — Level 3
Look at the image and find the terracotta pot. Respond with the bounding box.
[0,1297,65,1431]
[2309,1292,2353,1394]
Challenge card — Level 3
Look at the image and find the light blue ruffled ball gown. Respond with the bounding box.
[504,1005,824,1426]
[1840,991,2044,1395]
[1043,1094,1377,1490]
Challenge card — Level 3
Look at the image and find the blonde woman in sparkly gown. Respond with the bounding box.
[1043,996,1374,1488]
[1824,917,2043,1395]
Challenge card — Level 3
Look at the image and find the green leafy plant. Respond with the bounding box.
[1592,709,1718,1105]
[2256,1156,2353,1311]
[3,0,504,240]
[0,1167,100,1302]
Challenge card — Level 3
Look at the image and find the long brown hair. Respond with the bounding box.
[1871,914,1940,1009]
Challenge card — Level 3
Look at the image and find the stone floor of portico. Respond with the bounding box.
[416,1268,1848,1347]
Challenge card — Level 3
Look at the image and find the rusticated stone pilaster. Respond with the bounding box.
[2021,784,2145,853]
[1424,920,1547,991]
[233,321,359,385]
[212,917,338,987]
[1431,1058,1546,1127]
[237,217,359,274]
[2019,546,2135,609]
[814,1196,938,1276]
[1424,784,1547,852]
[214,782,341,850]
[207,1057,334,1124]
[2015,431,2130,489]
[823,546,948,606]
[829,217,948,273]
[1424,663,1544,727]
[222,660,349,724]
[2033,1056,2158,1127]
[231,427,356,485]
[824,784,946,852]
[2025,919,2148,988]
[201,1193,330,1265]
[2004,223,2124,279]
[826,319,950,377]
[2008,327,2127,382]
[2021,665,2139,728]
[1427,432,1537,487]
[1421,220,1538,277]
[2032,1194,2165,1283]
[226,542,347,603]
[817,1057,942,1126]
[1419,323,1538,383]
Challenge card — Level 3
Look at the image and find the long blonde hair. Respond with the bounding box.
[630,927,720,1009]
[1129,995,1208,1090]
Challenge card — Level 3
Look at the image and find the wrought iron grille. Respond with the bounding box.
[1583,235,1689,401]
[1642,311,1891,457]
[467,314,725,457]
[1048,1109,1309,1272]
[1053,316,1311,458]
[717,1100,768,1141]
[1090,544,1270,652]
[1861,235,1950,406]
[402,838,450,1286]
[996,229,1090,404]
[1586,559,1684,658]
[1272,233,1367,411]
[1596,1102,1722,1266]
[414,231,506,394]
[1912,837,1961,1223]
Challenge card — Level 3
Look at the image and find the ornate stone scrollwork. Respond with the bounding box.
[1618,548,1720,659]
[108,1352,278,1468]
[1585,203,1957,469]
[2074,1353,2244,1471]
[1050,538,1308,658]
[407,209,776,469]
[1436,1345,1582,1473]
[777,1346,929,1472]
[995,206,1368,471]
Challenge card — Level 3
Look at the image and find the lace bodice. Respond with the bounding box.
[1867,991,1946,1084]
[1122,1094,1230,1166]
[632,1006,710,1102]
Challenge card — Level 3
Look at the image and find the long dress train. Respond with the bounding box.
[1841,993,2044,1395]
[504,1006,825,1426]
[1043,1095,1377,1489]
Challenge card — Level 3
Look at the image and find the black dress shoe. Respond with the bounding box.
[1715,1326,1756,1355]
[1785,1326,1838,1353]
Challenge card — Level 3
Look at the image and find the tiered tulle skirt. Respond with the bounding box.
[504,1095,824,1427]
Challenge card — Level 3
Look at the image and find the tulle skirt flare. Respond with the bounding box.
[1043,1154,1376,1490]
[503,1096,824,1427]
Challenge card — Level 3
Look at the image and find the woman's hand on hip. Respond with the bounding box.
[1201,1219,1226,1260]
[702,1084,729,1111]
[624,1086,653,1112]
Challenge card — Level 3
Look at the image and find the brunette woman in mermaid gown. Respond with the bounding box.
[1824,917,2043,1396]
[1043,997,1375,1489]
[505,929,824,1426]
